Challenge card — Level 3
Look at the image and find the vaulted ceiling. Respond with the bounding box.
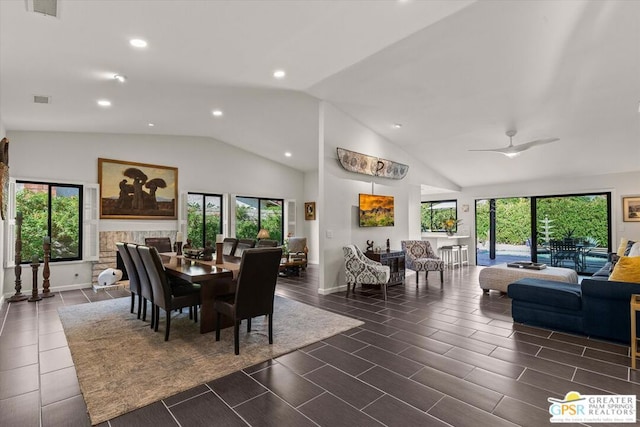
[1,0,638,190]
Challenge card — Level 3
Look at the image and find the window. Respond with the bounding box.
[421,200,457,232]
[186,193,223,248]
[235,196,283,243]
[16,181,82,262]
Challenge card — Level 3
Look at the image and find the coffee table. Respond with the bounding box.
[279,259,305,277]
[479,263,578,293]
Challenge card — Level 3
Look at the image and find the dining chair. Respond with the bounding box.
[214,247,282,355]
[115,242,142,318]
[138,245,201,341]
[127,243,156,329]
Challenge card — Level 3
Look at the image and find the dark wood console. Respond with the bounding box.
[365,250,405,286]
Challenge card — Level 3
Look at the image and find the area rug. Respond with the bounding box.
[58,296,363,425]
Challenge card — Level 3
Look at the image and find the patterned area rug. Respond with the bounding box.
[58,296,363,425]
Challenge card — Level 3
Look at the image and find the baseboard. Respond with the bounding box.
[318,284,348,295]
[3,282,94,299]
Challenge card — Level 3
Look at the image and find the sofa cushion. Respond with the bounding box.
[609,256,640,283]
[591,262,611,279]
[508,278,582,311]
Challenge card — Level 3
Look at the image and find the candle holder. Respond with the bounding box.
[8,212,27,302]
[176,241,183,256]
[28,259,42,302]
[41,240,54,298]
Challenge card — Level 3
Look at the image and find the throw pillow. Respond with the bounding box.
[609,256,640,283]
[617,237,629,256]
[624,240,636,256]
[629,242,640,257]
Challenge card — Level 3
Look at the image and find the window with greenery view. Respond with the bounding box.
[187,193,223,248]
[16,181,82,262]
[421,200,458,232]
[236,197,283,243]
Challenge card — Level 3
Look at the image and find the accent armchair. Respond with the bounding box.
[401,240,444,287]
[343,245,391,300]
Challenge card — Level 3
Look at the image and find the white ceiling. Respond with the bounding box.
[1,0,639,190]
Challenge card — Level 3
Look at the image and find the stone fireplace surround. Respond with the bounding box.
[93,230,176,285]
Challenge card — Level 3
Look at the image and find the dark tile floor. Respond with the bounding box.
[1,265,638,426]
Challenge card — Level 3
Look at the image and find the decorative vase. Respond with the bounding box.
[446,230,454,236]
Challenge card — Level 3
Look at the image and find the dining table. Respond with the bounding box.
[161,253,240,334]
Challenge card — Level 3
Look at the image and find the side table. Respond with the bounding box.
[631,294,640,369]
[365,250,405,286]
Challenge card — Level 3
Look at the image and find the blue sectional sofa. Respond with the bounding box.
[508,263,640,344]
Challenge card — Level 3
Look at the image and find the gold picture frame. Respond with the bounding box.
[98,158,178,219]
[622,196,640,222]
[305,202,316,220]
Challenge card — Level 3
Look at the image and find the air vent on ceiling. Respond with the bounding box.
[33,95,51,104]
[25,0,58,18]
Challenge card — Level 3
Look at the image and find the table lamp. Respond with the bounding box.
[257,229,270,240]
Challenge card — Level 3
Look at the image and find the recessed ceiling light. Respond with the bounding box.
[148,123,155,127]
[97,99,111,107]
[212,109,223,117]
[393,123,402,129]
[273,70,286,79]
[113,74,127,83]
[129,38,148,48]
[284,152,292,157]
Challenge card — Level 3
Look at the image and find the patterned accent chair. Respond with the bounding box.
[401,240,444,287]
[343,245,391,300]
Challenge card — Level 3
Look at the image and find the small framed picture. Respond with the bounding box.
[305,202,316,220]
[622,196,640,222]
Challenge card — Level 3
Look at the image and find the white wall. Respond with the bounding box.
[0,120,5,301]
[319,103,458,294]
[303,170,319,264]
[423,171,640,264]
[5,131,305,295]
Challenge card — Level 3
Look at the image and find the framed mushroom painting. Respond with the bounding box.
[98,158,178,219]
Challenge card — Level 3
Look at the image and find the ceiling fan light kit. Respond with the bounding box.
[469,130,559,158]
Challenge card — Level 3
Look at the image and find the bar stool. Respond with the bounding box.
[459,244,469,266]
[440,245,460,269]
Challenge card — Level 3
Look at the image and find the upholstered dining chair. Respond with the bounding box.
[144,237,173,253]
[401,240,444,288]
[116,242,142,318]
[138,245,201,341]
[234,238,256,257]
[343,245,391,300]
[126,243,156,328]
[214,247,283,355]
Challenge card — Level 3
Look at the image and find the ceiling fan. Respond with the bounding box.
[469,130,559,158]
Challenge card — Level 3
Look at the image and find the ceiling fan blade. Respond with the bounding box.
[469,137,559,155]
[516,137,560,150]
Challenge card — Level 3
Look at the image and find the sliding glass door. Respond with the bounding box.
[476,192,611,275]
[534,194,610,275]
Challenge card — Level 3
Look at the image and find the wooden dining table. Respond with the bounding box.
[161,253,240,334]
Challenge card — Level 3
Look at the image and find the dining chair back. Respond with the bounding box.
[222,238,238,256]
[127,243,155,327]
[116,242,142,317]
[144,237,172,253]
[214,247,283,354]
[138,245,201,341]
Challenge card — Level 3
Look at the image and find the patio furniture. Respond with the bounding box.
[549,239,579,269]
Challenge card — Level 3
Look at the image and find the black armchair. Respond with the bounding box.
[214,247,282,355]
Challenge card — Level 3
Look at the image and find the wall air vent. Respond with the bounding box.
[33,95,51,104]
[25,0,58,18]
